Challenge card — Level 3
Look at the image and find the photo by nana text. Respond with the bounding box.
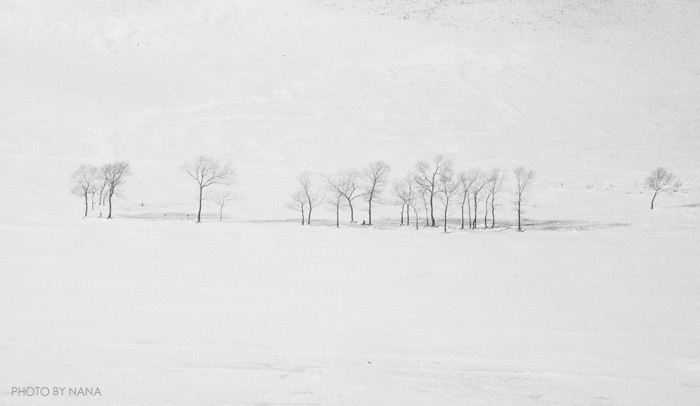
[11,386,102,397]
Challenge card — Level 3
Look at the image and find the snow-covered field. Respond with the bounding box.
[1,0,699,404]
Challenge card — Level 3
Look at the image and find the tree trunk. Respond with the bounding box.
[444,204,448,233]
[429,193,435,226]
[368,198,373,225]
[472,193,478,229]
[484,194,489,229]
[83,192,89,218]
[413,207,419,230]
[99,183,106,206]
[107,189,114,219]
[307,205,312,225]
[219,205,223,222]
[406,204,410,226]
[348,199,355,222]
[301,206,305,225]
[517,200,522,232]
[400,204,405,225]
[650,191,658,210]
[91,192,96,211]
[197,187,203,223]
[491,195,496,228]
[336,202,340,228]
[467,196,472,229]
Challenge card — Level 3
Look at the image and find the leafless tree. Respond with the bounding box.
[184,156,233,223]
[287,190,307,225]
[645,167,678,210]
[298,172,323,225]
[362,161,391,225]
[513,166,535,232]
[213,191,234,222]
[437,164,460,232]
[90,190,97,211]
[98,177,108,207]
[414,155,449,227]
[404,176,416,226]
[459,169,478,229]
[407,186,420,230]
[418,186,429,227]
[393,180,411,226]
[325,173,346,228]
[471,171,488,229]
[102,162,130,219]
[70,165,99,218]
[486,169,504,228]
[338,170,364,223]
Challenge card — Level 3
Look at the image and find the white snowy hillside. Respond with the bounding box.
[1,0,699,405]
[0,0,698,220]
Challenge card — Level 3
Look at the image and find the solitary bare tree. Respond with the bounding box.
[184,156,233,223]
[414,155,449,227]
[70,165,99,218]
[338,170,364,222]
[213,191,234,222]
[513,166,535,232]
[298,172,322,225]
[645,167,678,210]
[287,190,307,225]
[102,162,131,219]
[437,165,460,232]
[362,161,391,225]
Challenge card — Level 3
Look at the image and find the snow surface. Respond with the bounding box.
[1,0,699,404]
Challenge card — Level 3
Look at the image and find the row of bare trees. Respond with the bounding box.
[71,159,677,224]
[289,156,536,231]
[71,156,235,222]
[70,162,130,219]
[288,161,392,227]
[392,155,535,232]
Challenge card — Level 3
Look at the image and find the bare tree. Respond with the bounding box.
[98,177,108,207]
[213,191,234,222]
[287,190,307,225]
[437,165,460,232]
[414,155,449,227]
[184,156,233,223]
[471,171,488,229]
[393,180,411,226]
[404,176,416,226]
[645,167,678,210]
[102,162,130,219]
[325,173,346,228]
[418,186,430,227]
[362,161,391,225]
[338,170,364,222]
[407,185,420,230]
[486,169,504,228]
[298,172,323,225]
[459,170,478,229]
[513,166,535,232]
[70,165,99,218]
